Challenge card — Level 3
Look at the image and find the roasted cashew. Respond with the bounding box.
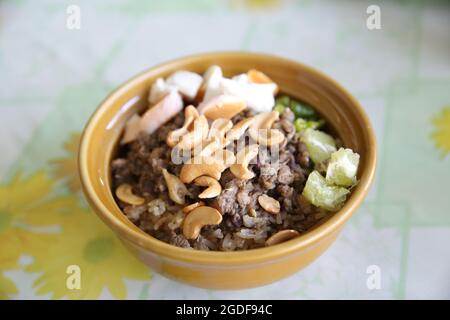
[197,95,246,120]
[166,105,199,147]
[162,169,189,205]
[182,206,223,240]
[225,117,255,143]
[253,128,285,146]
[175,115,209,150]
[180,157,226,183]
[265,229,300,246]
[230,144,259,180]
[194,136,223,158]
[115,183,145,205]
[257,194,280,214]
[208,118,232,142]
[194,176,222,199]
[212,149,236,168]
[248,111,285,146]
[182,201,205,214]
[249,111,278,131]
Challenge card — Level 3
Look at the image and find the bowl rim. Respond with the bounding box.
[79,51,377,265]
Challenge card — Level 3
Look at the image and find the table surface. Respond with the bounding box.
[1,0,449,299]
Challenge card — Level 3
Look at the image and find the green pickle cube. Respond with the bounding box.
[301,128,337,163]
[302,171,350,211]
[326,148,360,187]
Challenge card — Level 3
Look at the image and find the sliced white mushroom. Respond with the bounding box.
[121,114,142,144]
[140,90,183,135]
[231,73,250,83]
[220,78,276,113]
[247,69,278,94]
[199,65,223,101]
[166,70,203,101]
[148,78,177,104]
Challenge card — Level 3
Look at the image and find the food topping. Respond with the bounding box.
[162,169,189,205]
[182,206,223,240]
[265,229,300,246]
[258,195,281,214]
[115,183,145,206]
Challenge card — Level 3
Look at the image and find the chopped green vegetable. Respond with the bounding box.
[295,118,326,132]
[301,128,337,163]
[309,119,325,129]
[289,100,316,119]
[294,118,309,132]
[302,171,350,211]
[326,148,360,187]
[275,95,290,106]
[274,104,285,114]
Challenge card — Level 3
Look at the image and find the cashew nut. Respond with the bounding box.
[265,229,300,246]
[257,194,280,214]
[212,149,236,168]
[194,176,222,199]
[182,201,205,214]
[175,115,209,150]
[166,105,199,147]
[180,157,226,183]
[253,128,285,146]
[225,117,255,143]
[249,111,279,131]
[162,169,189,205]
[208,118,232,142]
[194,136,223,158]
[197,95,246,120]
[182,206,223,240]
[230,144,259,180]
[115,183,145,205]
[248,111,285,146]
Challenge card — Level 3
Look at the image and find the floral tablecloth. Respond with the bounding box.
[1,0,449,299]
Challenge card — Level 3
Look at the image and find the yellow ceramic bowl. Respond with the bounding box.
[79,52,376,289]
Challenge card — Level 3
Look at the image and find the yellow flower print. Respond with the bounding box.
[431,106,450,157]
[51,132,82,193]
[0,170,74,298]
[0,272,18,300]
[25,204,151,299]
[230,0,279,10]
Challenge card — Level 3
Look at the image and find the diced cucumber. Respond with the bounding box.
[326,148,360,187]
[301,128,337,163]
[302,171,350,211]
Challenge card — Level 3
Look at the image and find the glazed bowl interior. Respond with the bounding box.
[79,52,376,265]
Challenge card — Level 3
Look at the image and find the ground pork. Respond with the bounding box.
[111,108,331,251]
